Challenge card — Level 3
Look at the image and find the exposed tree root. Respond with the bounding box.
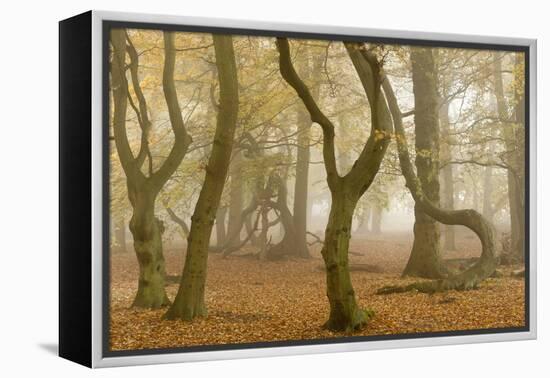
[316,264,383,273]
[377,262,495,294]
[323,308,375,332]
[377,75,497,296]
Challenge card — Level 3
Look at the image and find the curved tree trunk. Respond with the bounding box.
[111,30,191,308]
[378,75,497,295]
[402,48,445,279]
[220,197,259,256]
[164,34,239,321]
[244,211,261,247]
[166,207,190,238]
[266,176,308,260]
[277,39,392,331]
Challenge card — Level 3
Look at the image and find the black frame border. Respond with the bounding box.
[59,11,93,367]
[101,19,531,359]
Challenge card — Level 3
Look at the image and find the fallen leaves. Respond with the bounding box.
[109,231,525,351]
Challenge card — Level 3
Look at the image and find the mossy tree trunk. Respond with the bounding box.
[111,30,191,308]
[322,187,374,330]
[402,48,445,279]
[164,34,239,321]
[378,74,497,295]
[128,189,170,307]
[278,39,391,331]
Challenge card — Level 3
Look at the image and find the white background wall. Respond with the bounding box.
[1,0,546,376]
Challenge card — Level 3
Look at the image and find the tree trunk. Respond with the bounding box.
[402,48,445,279]
[371,204,382,234]
[164,34,239,321]
[379,75,497,295]
[493,52,524,262]
[439,101,457,250]
[258,205,270,260]
[512,54,526,263]
[227,150,244,247]
[111,30,191,309]
[215,207,227,248]
[129,191,170,308]
[357,205,371,234]
[267,176,308,259]
[322,191,373,331]
[278,39,391,331]
[166,207,190,238]
[293,105,312,258]
[114,216,127,253]
[293,53,321,259]
[482,166,494,222]
[244,211,261,247]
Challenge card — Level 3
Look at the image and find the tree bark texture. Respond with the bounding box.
[378,75,497,295]
[111,30,191,308]
[402,48,445,279]
[164,34,239,321]
[278,39,391,331]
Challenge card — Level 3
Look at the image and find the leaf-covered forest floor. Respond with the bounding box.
[110,231,525,351]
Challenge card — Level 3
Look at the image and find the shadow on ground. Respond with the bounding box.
[38,343,58,356]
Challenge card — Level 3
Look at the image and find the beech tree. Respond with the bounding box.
[493,52,525,263]
[106,28,526,348]
[378,69,497,294]
[292,52,323,259]
[111,29,192,308]
[438,60,457,251]
[164,34,239,320]
[402,48,445,279]
[278,39,392,331]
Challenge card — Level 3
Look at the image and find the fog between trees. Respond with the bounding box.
[109,28,525,334]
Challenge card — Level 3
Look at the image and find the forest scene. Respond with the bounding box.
[108,27,526,352]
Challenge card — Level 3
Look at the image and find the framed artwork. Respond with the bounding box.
[59,10,537,368]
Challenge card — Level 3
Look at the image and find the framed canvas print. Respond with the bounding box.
[59,10,537,368]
